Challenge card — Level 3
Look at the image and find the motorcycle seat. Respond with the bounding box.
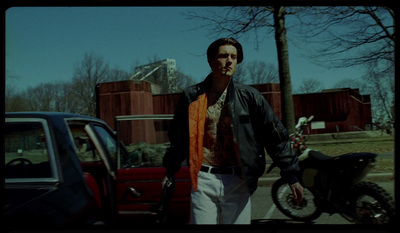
[308,150,334,160]
[307,150,377,167]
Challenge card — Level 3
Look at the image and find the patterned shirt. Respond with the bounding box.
[202,88,239,167]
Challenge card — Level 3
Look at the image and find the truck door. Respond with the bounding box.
[114,115,191,224]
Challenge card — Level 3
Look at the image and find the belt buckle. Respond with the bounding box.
[230,166,239,175]
[209,166,222,174]
[230,167,235,175]
[201,165,211,173]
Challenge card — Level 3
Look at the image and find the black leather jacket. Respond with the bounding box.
[163,74,299,194]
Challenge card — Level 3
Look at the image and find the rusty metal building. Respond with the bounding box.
[96,80,372,144]
[251,83,372,134]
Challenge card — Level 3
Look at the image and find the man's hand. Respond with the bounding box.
[162,176,169,189]
[289,182,304,204]
[158,174,176,224]
[162,175,175,189]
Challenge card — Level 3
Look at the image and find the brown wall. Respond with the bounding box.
[97,80,156,145]
[152,93,181,114]
[97,80,372,144]
[291,89,372,134]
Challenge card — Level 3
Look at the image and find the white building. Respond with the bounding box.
[130,59,177,94]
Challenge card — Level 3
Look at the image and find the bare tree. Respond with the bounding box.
[237,61,278,85]
[333,78,368,93]
[25,83,57,111]
[274,6,297,133]
[5,87,28,112]
[296,6,394,69]
[108,68,130,82]
[333,66,394,123]
[70,52,110,116]
[5,69,77,113]
[175,70,196,92]
[21,83,72,112]
[5,71,27,111]
[296,78,324,94]
[52,82,80,113]
[185,6,299,132]
[296,6,395,122]
[246,61,279,84]
[231,60,244,84]
[363,62,394,122]
[6,53,139,115]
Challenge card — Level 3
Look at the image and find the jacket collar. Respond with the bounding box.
[203,73,235,103]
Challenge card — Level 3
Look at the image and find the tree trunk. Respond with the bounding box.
[273,6,295,134]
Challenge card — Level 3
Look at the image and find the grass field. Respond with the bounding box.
[308,139,394,155]
[264,136,394,177]
[308,137,394,174]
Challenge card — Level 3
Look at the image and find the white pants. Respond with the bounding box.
[189,170,251,224]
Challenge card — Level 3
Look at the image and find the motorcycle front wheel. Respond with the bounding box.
[349,181,395,224]
[271,178,322,222]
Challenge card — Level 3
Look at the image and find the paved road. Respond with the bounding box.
[251,180,394,225]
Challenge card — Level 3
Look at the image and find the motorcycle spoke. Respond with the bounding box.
[276,186,318,218]
[355,195,390,224]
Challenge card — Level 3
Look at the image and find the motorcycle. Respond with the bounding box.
[268,116,395,224]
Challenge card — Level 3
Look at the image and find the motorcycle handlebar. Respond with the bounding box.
[295,115,314,133]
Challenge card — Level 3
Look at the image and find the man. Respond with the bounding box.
[163,38,304,224]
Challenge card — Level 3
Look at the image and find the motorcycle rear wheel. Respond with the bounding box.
[349,181,395,224]
[271,178,322,222]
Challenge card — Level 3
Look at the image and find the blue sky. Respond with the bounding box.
[6,7,364,92]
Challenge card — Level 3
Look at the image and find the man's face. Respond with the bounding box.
[209,44,238,79]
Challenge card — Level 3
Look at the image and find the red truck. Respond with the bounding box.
[4,112,190,227]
